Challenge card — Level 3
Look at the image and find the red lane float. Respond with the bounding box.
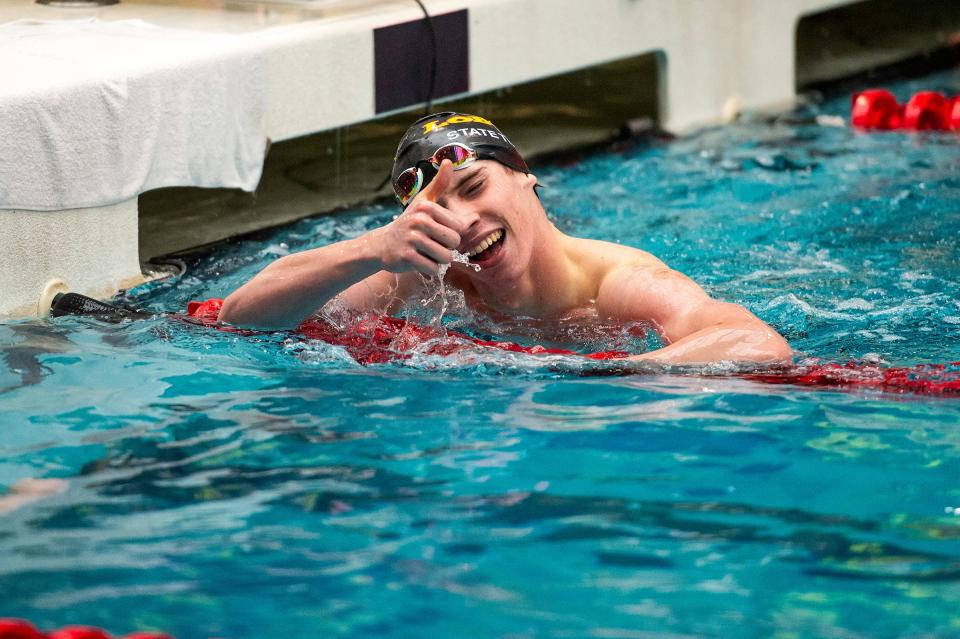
[0,619,45,639]
[46,628,111,639]
[851,89,959,132]
[0,620,170,639]
[185,299,960,397]
[902,91,951,130]
[850,89,902,129]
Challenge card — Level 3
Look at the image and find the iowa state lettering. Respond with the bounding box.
[422,114,494,134]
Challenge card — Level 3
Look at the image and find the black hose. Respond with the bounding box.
[50,293,152,323]
[413,0,438,118]
[373,0,440,194]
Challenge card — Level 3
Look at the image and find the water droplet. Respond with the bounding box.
[451,250,481,272]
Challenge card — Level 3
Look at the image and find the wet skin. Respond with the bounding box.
[219,160,792,365]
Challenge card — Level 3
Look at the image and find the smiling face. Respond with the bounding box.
[439,159,544,286]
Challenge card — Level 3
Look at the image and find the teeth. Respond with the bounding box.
[466,230,503,257]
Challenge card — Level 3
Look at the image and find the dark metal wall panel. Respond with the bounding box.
[374,10,469,114]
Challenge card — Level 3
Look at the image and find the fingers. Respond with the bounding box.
[409,201,467,241]
[378,162,465,274]
[410,258,442,277]
[419,159,455,204]
[407,160,471,234]
[377,206,460,274]
[391,232,449,276]
[410,231,453,267]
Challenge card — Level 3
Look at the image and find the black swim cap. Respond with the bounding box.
[391,112,529,205]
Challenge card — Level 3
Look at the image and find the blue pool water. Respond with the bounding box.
[2,68,960,638]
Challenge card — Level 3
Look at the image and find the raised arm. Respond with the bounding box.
[597,263,792,365]
[219,161,466,329]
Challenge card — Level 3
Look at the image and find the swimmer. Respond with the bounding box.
[219,112,791,364]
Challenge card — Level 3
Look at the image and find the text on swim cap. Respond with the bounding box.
[445,128,508,141]
[422,114,494,134]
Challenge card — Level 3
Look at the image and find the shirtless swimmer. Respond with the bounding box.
[219,112,792,365]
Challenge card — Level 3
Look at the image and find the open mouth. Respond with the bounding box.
[465,229,505,264]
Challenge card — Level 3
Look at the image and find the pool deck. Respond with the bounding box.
[1,0,956,317]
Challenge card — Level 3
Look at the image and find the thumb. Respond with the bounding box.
[420,159,455,203]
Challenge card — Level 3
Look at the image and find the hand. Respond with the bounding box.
[372,160,465,275]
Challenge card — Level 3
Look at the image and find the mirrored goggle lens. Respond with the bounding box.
[430,144,477,169]
[394,167,423,205]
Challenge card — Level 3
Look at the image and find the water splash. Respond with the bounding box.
[452,249,481,272]
[419,251,479,326]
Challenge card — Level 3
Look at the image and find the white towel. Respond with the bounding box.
[0,18,267,211]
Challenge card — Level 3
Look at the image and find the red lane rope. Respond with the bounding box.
[742,361,960,396]
[185,299,960,397]
[184,298,628,364]
[0,619,171,639]
[851,89,960,131]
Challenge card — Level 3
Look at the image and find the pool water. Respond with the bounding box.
[2,68,960,638]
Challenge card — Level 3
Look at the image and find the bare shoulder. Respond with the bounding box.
[565,237,668,289]
[585,241,714,325]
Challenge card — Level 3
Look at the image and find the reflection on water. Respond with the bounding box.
[0,323,73,395]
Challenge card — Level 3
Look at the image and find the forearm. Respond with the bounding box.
[219,235,383,330]
[631,324,792,365]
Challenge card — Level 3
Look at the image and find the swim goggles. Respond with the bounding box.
[393,143,479,206]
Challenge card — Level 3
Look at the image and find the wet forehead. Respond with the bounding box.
[453,163,488,188]
[435,163,497,208]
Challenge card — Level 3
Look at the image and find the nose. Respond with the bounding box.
[456,207,481,241]
[459,205,481,229]
[438,195,480,233]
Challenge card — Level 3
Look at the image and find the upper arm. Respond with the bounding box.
[596,264,761,343]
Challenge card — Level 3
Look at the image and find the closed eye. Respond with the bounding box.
[453,165,487,200]
[463,178,484,197]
